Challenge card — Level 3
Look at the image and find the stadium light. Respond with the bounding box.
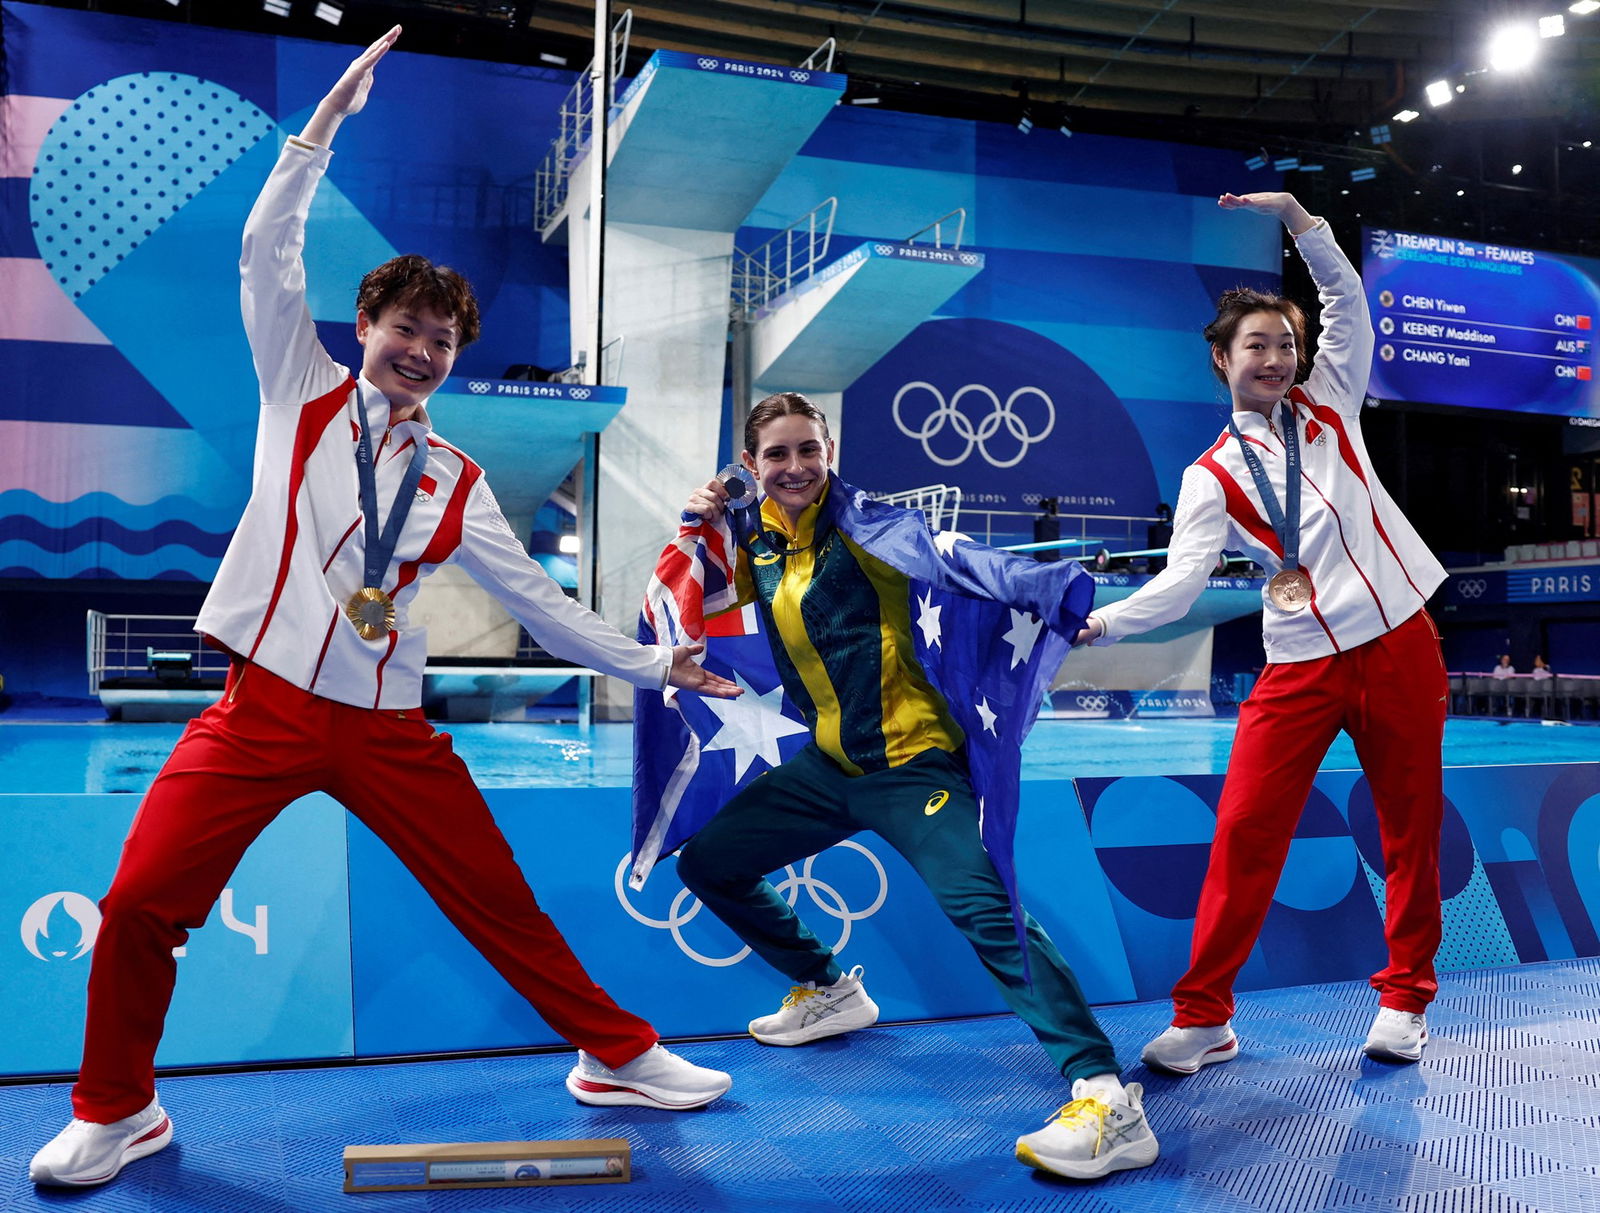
[262,0,290,14]
[314,2,343,25]
[1273,156,1300,171]
[1245,150,1268,170]
[1487,24,1540,72]
[1572,0,1600,13]
[1351,167,1377,182]
[1425,79,1454,107]
[1541,14,1566,37]
[1394,109,1421,123]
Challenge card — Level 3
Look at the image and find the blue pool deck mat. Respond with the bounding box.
[2,957,1599,1212]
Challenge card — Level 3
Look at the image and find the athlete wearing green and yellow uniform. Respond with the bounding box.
[741,479,961,775]
[674,392,1159,1182]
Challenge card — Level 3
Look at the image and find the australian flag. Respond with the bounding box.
[632,474,1094,963]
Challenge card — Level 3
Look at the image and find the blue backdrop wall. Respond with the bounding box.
[2,0,1284,594]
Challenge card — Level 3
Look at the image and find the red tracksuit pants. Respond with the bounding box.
[73,660,657,1122]
[1171,608,1447,1027]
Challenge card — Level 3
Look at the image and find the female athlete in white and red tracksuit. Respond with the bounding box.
[31,30,737,1192]
[1080,192,1448,1071]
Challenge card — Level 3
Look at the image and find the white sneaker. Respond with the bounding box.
[748,964,880,1046]
[30,1098,172,1187]
[1015,1078,1160,1180]
[1364,1007,1428,1063]
[1140,1022,1239,1075]
[565,1044,731,1110]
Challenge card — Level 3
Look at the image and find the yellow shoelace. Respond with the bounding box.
[1046,1097,1111,1155]
[779,985,822,1008]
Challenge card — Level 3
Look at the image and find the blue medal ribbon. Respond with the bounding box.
[355,386,430,594]
[1227,401,1301,571]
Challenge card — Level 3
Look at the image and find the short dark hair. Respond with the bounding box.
[1203,287,1307,384]
[357,254,481,348]
[744,391,830,457]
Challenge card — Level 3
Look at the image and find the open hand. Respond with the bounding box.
[324,25,401,118]
[667,644,743,698]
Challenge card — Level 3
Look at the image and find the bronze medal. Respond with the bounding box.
[345,586,396,641]
[1267,569,1313,613]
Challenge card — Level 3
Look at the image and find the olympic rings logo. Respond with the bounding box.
[873,244,896,256]
[1456,578,1488,599]
[790,70,811,83]
[892,381,1056,469]
[1075,693,1111,711]
[613,841,889,968]
[468,380,491,394]
[569,387,591,400]
[697,57,718,70]
[958,252,980,266]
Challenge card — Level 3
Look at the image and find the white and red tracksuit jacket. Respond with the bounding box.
[1091,219,1446,661]
[195,136,671,709]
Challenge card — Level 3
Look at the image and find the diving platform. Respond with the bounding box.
[540,51,846,237]
[424,378,626,527]
[749,240,986,392]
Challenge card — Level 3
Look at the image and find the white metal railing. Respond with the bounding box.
[878,484,963,534]
[86,611,229,695]
[905,207,967,250]
[731,197,838,315]
[534,9,633,231]
[952,506,1161,550]
[800,36,836,71]
[555,335,626,385]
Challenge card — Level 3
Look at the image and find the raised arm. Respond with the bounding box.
[239,27,402,408]
[298,25,400,149]
[1220,190,1372,417]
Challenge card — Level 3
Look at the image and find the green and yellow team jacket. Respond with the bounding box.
[715,482,964,776]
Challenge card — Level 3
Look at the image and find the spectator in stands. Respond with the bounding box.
[1074,191,1448,1074]
[1492,654,1516,680]
[1532,655,1554,680]
[29,29,739,1191]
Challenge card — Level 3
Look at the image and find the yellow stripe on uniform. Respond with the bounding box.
[846,534,963,767]
[762,496,861,775]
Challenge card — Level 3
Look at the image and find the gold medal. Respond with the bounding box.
[345,586,396,640]
[1267,569,1313,613]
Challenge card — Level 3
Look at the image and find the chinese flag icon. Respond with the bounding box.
[1580,315,1594,330]
[1579,366,1593,380]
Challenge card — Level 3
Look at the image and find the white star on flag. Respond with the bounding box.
[701,673,810,780]
[916,590,943,649]
[1001,608,1044,669]
[933,530,967,557]
[976,696,998,735]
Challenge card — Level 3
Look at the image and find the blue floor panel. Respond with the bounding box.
[4,959,1600,1211]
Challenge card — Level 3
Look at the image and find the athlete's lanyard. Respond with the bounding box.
[1227,401,1301,570]
[355,385,429,591]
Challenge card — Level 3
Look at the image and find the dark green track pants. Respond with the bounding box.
[675,744,1120,1083]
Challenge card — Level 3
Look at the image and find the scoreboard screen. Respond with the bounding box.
[1362,226,1600,418]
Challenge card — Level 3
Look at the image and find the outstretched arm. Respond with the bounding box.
[298,25,400,149]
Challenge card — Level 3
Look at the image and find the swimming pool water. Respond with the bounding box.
[1,716,1593,794]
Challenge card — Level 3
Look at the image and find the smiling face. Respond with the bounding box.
[742,412,834,523]
[1215,309,1297,415]
[356,303,459,415]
